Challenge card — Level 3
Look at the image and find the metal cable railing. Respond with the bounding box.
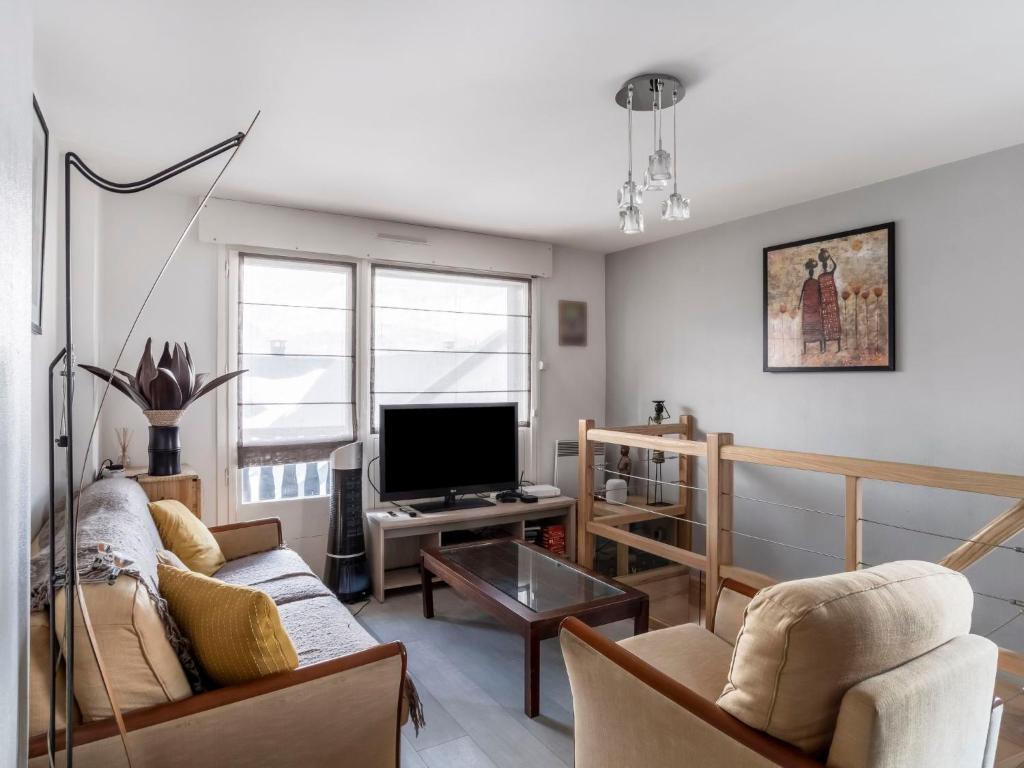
[597,466,707,494]
[591,491,708,528]
[587,462,1023,648]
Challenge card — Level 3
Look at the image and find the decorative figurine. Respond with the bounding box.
[647,400,671,506]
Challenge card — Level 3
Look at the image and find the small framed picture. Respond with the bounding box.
[764,222,895,372]
[558,300,587,346]
[32,96,50,335]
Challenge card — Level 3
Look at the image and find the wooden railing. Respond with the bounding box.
[577,418,1024,678]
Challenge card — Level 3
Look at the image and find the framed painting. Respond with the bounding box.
[558,300,587,346]
[32,96,50,335]
[764,222,895,372]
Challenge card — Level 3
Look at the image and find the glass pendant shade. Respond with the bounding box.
[619,205,644,234]
[617,179,642,209]
[648,148,672,182]
[661,192,690,221]
[642,168,667,192]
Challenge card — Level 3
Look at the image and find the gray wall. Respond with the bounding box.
[0,0,33,760]
[606,143,1024,651]
[535,246,606,485]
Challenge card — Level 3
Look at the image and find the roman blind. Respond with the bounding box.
[237,254,356,467]
[371,266,530,431]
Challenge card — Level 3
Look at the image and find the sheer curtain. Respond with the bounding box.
[237,254,355,501]
[370,266,531,431]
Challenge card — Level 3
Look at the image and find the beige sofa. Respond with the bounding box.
[561,563,1004,768]
[29,479,409,767]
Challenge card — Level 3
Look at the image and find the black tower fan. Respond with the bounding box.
[324,442,370,602]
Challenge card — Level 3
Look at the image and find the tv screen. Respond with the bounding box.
[379,403,518,509]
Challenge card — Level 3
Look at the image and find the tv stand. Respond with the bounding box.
[364,495,576,602]
[412,495,495,514]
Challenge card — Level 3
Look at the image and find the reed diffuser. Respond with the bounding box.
[115,427,132,468]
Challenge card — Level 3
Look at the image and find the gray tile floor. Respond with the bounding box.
[358,585,635,768]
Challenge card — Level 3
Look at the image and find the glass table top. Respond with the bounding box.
[441,539,624,613]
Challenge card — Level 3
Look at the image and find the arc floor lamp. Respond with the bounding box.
[47,111,259,765]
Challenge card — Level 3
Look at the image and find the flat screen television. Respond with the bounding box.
[379,402,518,513]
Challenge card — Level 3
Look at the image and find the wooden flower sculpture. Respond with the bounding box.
[80,338,246,426]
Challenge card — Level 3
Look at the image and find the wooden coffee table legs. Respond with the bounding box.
[524,629,541,717]
[635,598,650,635]
[421,557,434,619]
[420,548,650,718]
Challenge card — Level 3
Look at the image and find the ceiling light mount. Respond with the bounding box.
[614,73,685,111]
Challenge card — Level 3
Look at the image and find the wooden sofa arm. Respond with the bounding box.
[30,642,408,768]
[559,617,821,768]
[208,518,283,561]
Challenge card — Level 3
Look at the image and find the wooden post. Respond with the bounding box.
[677,415,694,553]
[706,433,733,625]
[577,419,596,568]
[844,476,863,571]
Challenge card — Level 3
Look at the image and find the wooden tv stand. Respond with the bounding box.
[364,496,576,602]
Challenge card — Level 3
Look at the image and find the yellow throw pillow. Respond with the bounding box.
[157,563,299,686]
[149,500,225,576]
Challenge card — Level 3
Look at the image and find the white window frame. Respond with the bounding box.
[216,249,538,525]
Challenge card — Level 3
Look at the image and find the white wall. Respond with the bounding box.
[96,192,221,517]
[605,143,1024,649]
[89,192,605,573]
[30,132,61,534]
[1,0,33,760]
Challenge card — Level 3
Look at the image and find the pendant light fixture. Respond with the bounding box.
[614,73,688,233]
[644,80,671,191]
[617,83,643,234]
[661,88,690,221]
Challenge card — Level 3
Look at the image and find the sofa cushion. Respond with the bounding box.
[618,623,733,701]
[158,564,299,686]
[717,561,973,754]
[29,611,77,737]
[278,596,378,667]
[214,548,332,605]
[54,577,193,721]
[149,499,225,576]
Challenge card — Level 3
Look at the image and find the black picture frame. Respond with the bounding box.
[763,222,895,373]
[32,95,49,335]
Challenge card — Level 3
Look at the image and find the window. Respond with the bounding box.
[237,254,355,501]
[371,266,530,431]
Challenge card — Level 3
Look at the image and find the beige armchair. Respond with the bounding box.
[561,562,1004,768]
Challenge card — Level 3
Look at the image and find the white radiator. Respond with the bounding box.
[553,439,606,499]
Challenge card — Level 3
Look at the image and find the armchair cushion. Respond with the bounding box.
[618,623,733,701]
[717,561,973,754]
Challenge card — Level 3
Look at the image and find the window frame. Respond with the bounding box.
[217,248,361,521]
[368,262,533,433]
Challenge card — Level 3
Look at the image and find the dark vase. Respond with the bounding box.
[148,426,181,476]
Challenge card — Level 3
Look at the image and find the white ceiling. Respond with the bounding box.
[34,1,1024,254]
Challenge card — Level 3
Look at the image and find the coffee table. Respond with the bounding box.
[420,538,649,717]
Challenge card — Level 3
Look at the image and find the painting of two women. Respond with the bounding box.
[764,223,894,371]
